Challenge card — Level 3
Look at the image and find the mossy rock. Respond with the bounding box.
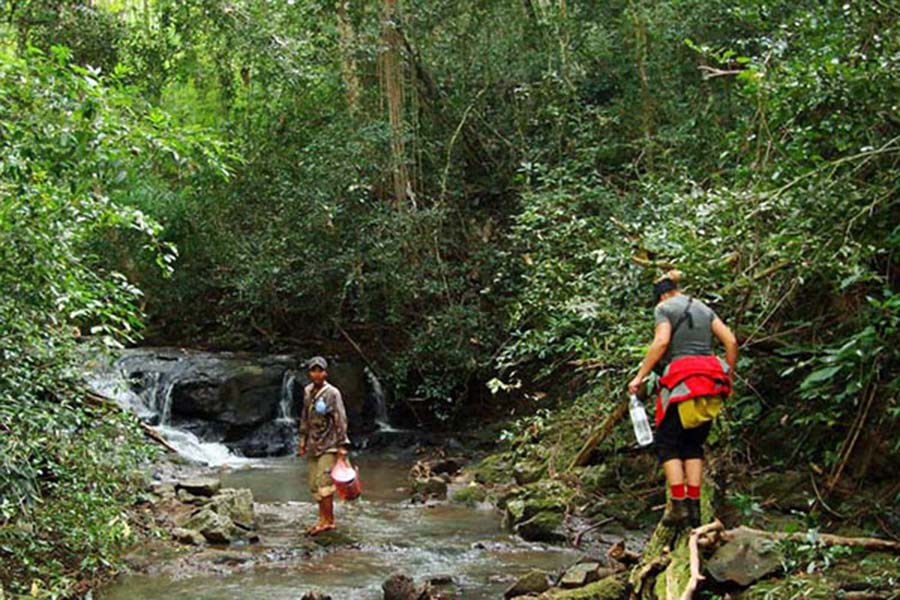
[504,493,566,529]
[575,464,616,495]
[735,551,900,599]
[513,458,547,485]
[450,484,487,506]
[515,510,566,542]
[474,453,513,485]
[542,573,629,599]
[751,470,813,512]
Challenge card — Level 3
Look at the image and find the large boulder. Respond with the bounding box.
[231,420,297,458]
[173,364,284,426]
[707,531,785,587]
[110,348,371,457]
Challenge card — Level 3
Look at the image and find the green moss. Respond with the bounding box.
[544,574,629,599]
[737,552,900,599]
[473,453,513,485]
[450,484,487,506]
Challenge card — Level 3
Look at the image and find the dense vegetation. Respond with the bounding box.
[0,0,897,596]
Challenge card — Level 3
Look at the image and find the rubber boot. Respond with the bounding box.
[310,495,335,535]
[661,499,688,527]
[322,494,335,529]
[686,498,701,529]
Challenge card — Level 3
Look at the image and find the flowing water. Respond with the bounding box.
[100,453,581,600]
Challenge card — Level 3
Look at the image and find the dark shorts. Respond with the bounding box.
[655,403,712,463]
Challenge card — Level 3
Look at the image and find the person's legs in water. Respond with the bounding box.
[307,453,337,535]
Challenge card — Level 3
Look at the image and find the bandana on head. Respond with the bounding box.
[653,278,677,302]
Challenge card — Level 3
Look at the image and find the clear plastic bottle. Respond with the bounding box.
[629,394,654,447]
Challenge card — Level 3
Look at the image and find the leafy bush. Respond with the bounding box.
[0,48,225,596]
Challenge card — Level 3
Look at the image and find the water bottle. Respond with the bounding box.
[629,394,654,447]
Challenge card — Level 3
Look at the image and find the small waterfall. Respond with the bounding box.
[277,370,296,422]
[158,381,175,427]
[366,367,397,431]
[85,358,249,467]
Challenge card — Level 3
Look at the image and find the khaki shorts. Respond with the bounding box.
[308,452,337,501]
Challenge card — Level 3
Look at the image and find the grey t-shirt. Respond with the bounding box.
[654,295,718,365]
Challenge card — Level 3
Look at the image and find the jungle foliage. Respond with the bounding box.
[0,0,898,595]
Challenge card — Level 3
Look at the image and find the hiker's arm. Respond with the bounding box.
[712,317,738,374]
[628,321,671,395]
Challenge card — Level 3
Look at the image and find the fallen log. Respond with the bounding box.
[139,422,178,454]
[85,389,177,453]
[722,526,900,553]
[569,401,629,470]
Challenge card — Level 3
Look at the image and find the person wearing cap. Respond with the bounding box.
[297,356,350,535]
[628,270,738,528]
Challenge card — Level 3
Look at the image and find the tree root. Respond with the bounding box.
[679,520,724,600]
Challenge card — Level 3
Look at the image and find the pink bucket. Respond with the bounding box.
[331,457,361,501]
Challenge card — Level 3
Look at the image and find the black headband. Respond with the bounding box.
[653,278,677,302]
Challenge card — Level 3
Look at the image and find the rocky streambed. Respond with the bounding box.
[102,453,592,600]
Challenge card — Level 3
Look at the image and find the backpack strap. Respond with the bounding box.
[670,297,694,337]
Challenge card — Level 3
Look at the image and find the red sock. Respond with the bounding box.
[670,484,686,500]
[687,485,701,500]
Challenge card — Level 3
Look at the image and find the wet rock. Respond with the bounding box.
[504,570,550,598]
[428,575,454,586]
[515,511,566,543]
[540,573,628,599]
[176,477,221,497]
[382,573,431,600]
[559,562,606,589]
[180,507,239,544]
[172,527,206,545]
[311,529,358,548]
[301,593,332,600]
[504,494,565,530]
[208,488,255,528]
[707,531,785,587]
[412,476,448,499]
[232,420,297,458]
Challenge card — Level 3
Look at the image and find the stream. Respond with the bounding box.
[100,453,581,599]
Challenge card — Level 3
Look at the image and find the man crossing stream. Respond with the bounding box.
[297,356,350,536]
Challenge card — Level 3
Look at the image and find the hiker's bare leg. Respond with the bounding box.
[684,459,703,488]
[662,458,685,488]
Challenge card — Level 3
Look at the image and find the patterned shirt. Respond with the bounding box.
[298,382,349,457]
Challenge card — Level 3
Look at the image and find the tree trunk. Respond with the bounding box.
[336,0,360,116]
[378,0,411,208]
